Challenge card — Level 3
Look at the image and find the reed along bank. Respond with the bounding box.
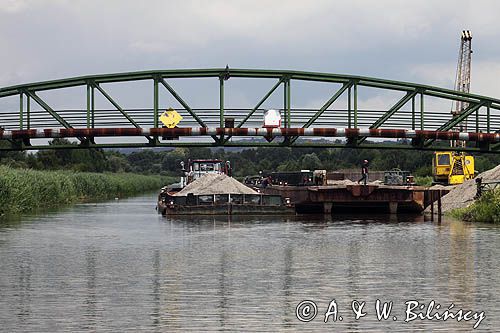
[451,188,500,224]
[0,165,173,215]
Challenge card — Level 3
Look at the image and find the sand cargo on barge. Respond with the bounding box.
[157,173,294,215]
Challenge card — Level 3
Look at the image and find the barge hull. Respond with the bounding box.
[263,184,447,214]
[162,204,295,215]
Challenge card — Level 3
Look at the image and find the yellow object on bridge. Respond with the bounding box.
[159,108,183,128]
[432,152,475,185]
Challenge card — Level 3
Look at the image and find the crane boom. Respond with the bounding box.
[432,31,476,185]
[451,30,473,147]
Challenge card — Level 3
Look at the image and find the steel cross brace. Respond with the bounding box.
[237,78,284,128]
[357,90,418,145]
[223,78,284,144]
[289,82,353,144]
[158,78,207,127]
[24,91,90,143]
[159,78,220,144]
[25,90,72,129]
[424,101,487,147]
[91,82,154,143]
[370,90,418,129]
[436,101,487,131]
[92,83,140,128]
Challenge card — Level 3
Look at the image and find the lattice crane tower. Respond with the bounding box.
[452,30,473,146]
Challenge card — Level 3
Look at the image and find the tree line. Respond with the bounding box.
[1,138,499,178]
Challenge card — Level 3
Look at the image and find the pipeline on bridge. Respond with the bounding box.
[1,127,499,142]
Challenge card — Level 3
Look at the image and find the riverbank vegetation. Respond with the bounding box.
[104,145,499,179]
[1,139,500,216]
[2,139,500,179]
[0,166,174,215]
[450,189,500,224]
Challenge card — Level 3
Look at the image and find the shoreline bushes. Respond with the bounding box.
[0,166,174,215]
[450,188,500,224]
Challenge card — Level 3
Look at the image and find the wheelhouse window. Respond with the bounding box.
[437,154,450,166]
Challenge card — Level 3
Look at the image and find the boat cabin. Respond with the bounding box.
[186,159,232,183]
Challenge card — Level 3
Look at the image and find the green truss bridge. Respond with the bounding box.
[0,68,499,152]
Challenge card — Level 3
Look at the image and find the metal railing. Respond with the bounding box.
[1,68,499,152]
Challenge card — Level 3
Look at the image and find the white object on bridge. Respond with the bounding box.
[263,109,281,128]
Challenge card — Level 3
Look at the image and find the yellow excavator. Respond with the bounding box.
[432,152,475,185]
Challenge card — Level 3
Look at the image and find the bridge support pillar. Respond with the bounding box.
[323,202,333,215]
[389,202,398,214]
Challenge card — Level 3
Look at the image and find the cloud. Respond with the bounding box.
[410,61,500,98]
[410,63,456,89]
[0,0,30,13]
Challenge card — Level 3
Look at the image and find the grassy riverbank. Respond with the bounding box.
[450,189,500,224]
[0,166,175,215]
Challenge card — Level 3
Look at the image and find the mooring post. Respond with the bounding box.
[430,192,434,221]
[437,190,442,223]
[323,202,333,214]
[389,202,398,215]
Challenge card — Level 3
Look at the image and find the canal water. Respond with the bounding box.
[0,194,499,332]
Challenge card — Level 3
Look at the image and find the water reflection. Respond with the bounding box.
[0,194,499,332]
[218,249,229,328]
[281,246,293,329]
[151,249,161,330]
[448,220,475,306]
[16,253,32,320]
[85,248,96,323]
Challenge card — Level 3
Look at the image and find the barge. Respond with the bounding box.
[157,172,294,216]
[262,183,448,214]
[158,191,294,215]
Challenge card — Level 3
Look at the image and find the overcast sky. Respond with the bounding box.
[1,0,500,121]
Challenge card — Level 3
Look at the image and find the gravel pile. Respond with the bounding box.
[436,164,500,213]
[174,173,258,196]
[327,179,358,185]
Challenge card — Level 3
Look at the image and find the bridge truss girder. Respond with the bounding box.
[0,68,499,152]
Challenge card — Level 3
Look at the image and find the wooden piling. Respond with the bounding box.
[437,190,442,223]
[430,191,434,221]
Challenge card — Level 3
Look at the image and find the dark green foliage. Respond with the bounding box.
[474,155,500,174]
[414,176,433,186]
[212,147,435,177]
[0,165,174,215]
[452,189,500,224]
[1,138,500,179]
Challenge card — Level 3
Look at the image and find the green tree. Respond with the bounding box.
[301,153,321,170]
